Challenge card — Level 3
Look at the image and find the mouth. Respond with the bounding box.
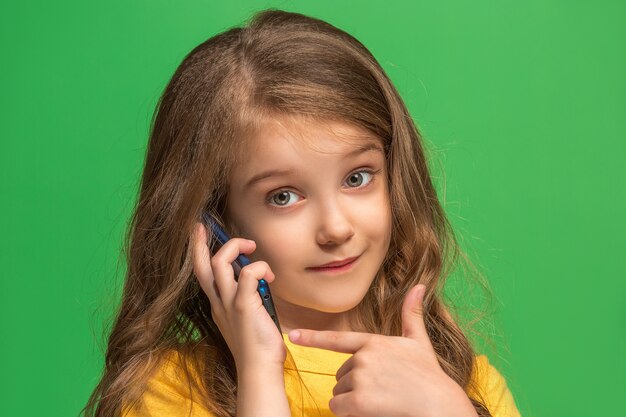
[307,255,360,273]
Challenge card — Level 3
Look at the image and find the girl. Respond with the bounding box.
[83,8,521,417]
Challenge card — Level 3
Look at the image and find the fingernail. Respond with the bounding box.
[288,330,301,342]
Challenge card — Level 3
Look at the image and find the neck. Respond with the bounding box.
[273,295,357,334]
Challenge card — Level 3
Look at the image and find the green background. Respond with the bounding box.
[1,1,624,416]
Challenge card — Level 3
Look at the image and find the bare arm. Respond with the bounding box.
[192,225,290,416]
[236,365,291,417]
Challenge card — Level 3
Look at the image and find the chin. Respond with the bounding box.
[276,280,373,314]
[306,294,365,314]
[312,304,355,314]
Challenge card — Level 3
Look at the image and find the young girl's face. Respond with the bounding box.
[226,117,392,332]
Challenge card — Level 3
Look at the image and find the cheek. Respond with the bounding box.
[361,188,392,241]
[246,224,304,268]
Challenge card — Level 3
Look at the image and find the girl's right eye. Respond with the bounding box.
[266,190,300,208]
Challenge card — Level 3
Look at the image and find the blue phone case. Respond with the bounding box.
[201,212,282,334]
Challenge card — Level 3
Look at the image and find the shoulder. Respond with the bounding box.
[468,354,522,417]
[121,349,217,417]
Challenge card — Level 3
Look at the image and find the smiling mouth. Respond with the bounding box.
[307,256,360,273]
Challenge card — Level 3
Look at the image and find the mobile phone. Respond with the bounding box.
[201,211,282,334]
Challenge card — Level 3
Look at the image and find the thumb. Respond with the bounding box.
[401,284,428,340]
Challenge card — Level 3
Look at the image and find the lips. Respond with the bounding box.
[309,256,360,269]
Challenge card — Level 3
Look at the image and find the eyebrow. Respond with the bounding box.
[244,141,384,190]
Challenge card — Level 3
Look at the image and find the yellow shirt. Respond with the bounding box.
[122,333,521,417]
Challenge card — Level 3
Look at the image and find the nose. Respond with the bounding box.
[315,198,355,246]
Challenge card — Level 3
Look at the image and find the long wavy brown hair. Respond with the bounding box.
[83,8,500,417]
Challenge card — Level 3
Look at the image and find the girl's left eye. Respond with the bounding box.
[266,169,378,208]
[345,170,374,188]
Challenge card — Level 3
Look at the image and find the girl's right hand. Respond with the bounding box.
[191,222,286,370]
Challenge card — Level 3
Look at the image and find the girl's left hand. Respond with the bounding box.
[287,284,479,417]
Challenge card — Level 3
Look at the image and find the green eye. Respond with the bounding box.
[346,171,371,187]
[265,169,379,209]
[269,190,299,207]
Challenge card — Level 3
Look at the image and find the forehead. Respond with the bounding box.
[241,116,383,158]
[228,117,385,193]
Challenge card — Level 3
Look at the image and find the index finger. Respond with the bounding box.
[288,329,373,354]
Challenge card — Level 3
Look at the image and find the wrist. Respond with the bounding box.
[237,363,285,383]
[439,388,479,417]
[236,363,290,417]
[423,375,478,417]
